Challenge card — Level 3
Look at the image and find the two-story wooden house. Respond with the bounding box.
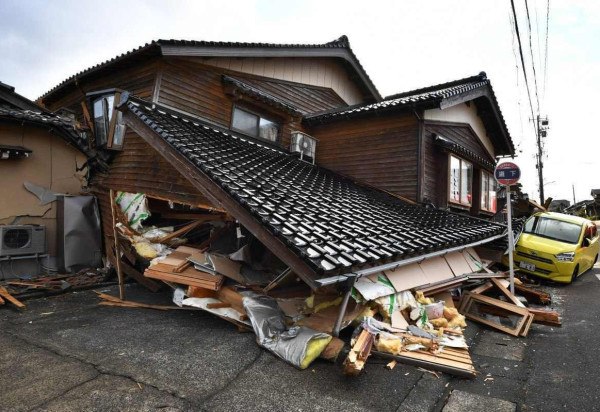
[38,36,510,290]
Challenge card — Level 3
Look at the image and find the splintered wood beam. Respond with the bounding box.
[343,329,375,376]
[156,219,207,244]
[123,109,320,290]
[515,284,551,305]
[0,287,25,308]
[110,189,126,299]
[528,308,561,326]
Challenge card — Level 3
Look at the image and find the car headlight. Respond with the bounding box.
[555,252,575,262]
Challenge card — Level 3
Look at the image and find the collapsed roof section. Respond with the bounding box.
[120,95,507,289]
[305,72,514,156]
[39,35,381,105]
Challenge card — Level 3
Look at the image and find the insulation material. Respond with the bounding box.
[115,192,150,230]
[353,273,395,300]
[243,294,332,369]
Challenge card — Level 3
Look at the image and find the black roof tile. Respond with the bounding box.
[123,96,507,278]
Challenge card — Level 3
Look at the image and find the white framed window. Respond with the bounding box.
[90,91,126,149]
[449,155,473,206]
[480,171,497,212]
[231,106,279,143]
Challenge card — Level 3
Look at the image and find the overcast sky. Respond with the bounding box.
[1,0,597,202]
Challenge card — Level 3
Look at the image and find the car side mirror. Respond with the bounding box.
[582,238,591,248]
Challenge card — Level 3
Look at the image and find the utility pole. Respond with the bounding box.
[536,116,549,205]
[572,184,576,205]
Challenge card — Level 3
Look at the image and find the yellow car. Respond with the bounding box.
[512,212,599,283]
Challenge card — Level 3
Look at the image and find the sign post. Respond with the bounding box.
[494,162,521,295]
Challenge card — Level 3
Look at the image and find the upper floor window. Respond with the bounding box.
[231,106,279,143]
[89,90,126,149]
[480,170,497,213]
[449,155,472,206]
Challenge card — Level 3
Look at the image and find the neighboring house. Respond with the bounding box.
[0,82,89,277]
[549,199,570,213]
[38,36,509,288]
[305,72,515,216]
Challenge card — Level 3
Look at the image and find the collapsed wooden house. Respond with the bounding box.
[31,37,529,373]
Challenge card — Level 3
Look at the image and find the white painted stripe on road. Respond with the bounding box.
[596,274,600,281]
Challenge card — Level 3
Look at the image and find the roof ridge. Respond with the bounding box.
[384,72,487,100]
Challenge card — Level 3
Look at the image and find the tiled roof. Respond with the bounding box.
[222,75,347,116]
[0,106,91,157]
[433,134,495,170]
[306,73,490,122]
[40,36,380,102]
[305,72,514,156]
[123,96,507,278]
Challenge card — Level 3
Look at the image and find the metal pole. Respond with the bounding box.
[332,275,356,337]
[506,188,515,295]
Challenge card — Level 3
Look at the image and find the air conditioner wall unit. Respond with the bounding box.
[290,131,318,164]
[0,225,46,257]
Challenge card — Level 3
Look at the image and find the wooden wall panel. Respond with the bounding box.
[309,113,420,200]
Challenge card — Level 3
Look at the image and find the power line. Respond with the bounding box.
[509,0,538,137]
[524,0,541,113]
[543,0,550,99]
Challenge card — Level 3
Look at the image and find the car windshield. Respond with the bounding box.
[523,216,582,244]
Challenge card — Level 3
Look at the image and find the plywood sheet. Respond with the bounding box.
[444,252,473,276]
[463,248,484,272]
[385,263,428,292]
[419,256,454,284]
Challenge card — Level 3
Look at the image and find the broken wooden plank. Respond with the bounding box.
[206,302,231,309]
[491,278,525,307]
[515,284,551,305]
[144,267,224,290]
[373,350,476,379]
[343,329,375,376]
[156,219,207,244]
[528,307,562,326]
[386,360,397,370]
[0,294,5,305]
[319,337,345,362]
[0,286,25,308]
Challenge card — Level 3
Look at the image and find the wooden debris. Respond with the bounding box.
[343,329,375,376]
[110,189,126,299]
[206,302,232,309]
[95,292,195,311]
[144,266,224,290]
[528,308,562,326]
[515,284,551,305]
[386,360,397,370]
[460,293,532,337]
[0,295,5,305]
[319,337,345,362]
[156,220,207,244]
[0,286,25,308]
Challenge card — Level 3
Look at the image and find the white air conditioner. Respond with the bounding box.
[0,225,46,257]
[290,131,318,164]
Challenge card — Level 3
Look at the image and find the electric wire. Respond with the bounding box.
[524,0,541,114]
[509,0,538,139]
[543,0,550,100]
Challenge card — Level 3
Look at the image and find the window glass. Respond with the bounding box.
[232,108,258,136]
[105,95,115,122]
[450,156,461,202]
[460,160,472,205]
[524,217,582,244]
[93,98,107,146]
[259,118,278,142]
[112,111,126,147]
[489,177,497,212]
[481,172,489,210]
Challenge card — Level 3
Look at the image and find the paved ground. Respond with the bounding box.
[1,263,598,411]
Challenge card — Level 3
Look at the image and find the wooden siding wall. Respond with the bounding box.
[43,60,158,120]
[157,58,307,149]
[310,113,420,200]
[91,129,216,249]
[197,56,365,105]
[422,121,495,211]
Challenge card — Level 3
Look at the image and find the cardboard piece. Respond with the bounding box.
[385,263,428,292]
[419,256,455,284]
[444,252,474,276]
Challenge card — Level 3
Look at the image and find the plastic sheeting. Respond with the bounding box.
[242,294,332,369]
[115,192,150,230]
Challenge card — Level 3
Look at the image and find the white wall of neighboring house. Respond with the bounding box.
[199,57,365,105]
[424,103,495,158]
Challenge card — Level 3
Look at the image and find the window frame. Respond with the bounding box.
[448,154,473,207]
[230,105,280,144]
[87,89,126,150]
[480,170,498,213]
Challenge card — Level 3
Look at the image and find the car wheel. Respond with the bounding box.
[570,265,579,284]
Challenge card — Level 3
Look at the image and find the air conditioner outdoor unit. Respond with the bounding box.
[290,131,318,164]
[0,225,46,257]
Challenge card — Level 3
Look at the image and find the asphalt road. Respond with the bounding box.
[1,262,598,411]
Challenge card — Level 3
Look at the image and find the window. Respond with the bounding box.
[523,216,582,244]
[231,107,279,142]
[480,171,497,212]
[449,155,472,206]
[90,91,126,149]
